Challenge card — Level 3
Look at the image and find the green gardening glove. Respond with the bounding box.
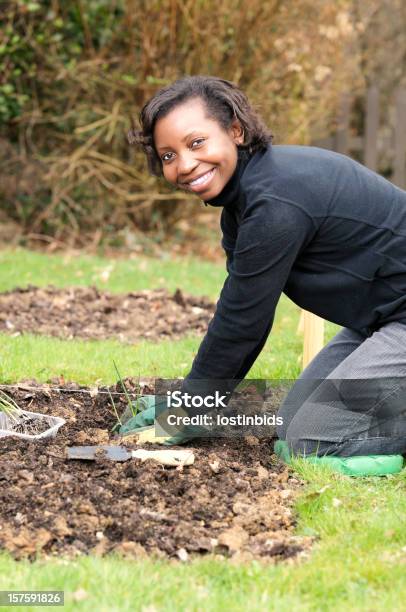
[119,395,156,432]
[118,395,199,446]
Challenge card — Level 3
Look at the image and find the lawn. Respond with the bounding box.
[0,247,405,612]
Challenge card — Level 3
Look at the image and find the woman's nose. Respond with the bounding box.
[177,151,198,176]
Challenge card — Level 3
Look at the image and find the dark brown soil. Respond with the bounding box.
[0,380,312,563]
[0,285,215,343]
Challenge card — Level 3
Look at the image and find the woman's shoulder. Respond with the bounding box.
[242,144,347,210]
[250,143,351,172]
[242,143,404,221]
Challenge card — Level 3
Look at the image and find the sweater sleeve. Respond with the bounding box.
[220,206,238,274]
[185,197,315,386]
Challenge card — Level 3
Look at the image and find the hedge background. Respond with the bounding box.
[0,0,405,250]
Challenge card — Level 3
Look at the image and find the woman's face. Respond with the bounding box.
[153,97,244,200]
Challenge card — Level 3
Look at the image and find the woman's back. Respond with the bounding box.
[230,144,406,333]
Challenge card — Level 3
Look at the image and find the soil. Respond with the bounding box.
[0,379,313,564]
[0,285,215,343]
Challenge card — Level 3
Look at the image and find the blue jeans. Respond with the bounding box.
[276,321,406,457]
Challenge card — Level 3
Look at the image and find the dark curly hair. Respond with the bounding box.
[128,75,273,177]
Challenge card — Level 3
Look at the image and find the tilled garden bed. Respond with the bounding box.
[0,380,312,563]
[0,285,215,343]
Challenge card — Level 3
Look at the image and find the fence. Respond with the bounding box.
[311,86,406,189]
[300,86,406,368]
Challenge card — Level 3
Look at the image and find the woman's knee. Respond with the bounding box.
[284,431,325,456]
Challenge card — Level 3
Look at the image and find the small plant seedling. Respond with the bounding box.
[0,389,24,422]
[0,390,65,438]
[112,360,141,418]
[108,363,145,433]
[107,387,122,431]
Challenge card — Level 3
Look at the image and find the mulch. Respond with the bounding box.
[0,285,215,343]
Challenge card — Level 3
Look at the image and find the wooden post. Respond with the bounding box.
[335,94,351,155]
[297,309,305,334]
[393,87,406,190]
[301,310,325,369]
[364,86,379,171]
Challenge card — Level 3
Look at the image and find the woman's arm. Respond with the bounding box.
[220,206,239,273]
[219,205,274,380]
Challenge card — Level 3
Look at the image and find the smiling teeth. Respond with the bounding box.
[189,169,214,186]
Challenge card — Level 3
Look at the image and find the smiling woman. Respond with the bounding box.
[128,75,273,188]
[152,97,244,198]
[127,74,406,477]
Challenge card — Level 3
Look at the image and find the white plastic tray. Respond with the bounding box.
[0,409,66,440]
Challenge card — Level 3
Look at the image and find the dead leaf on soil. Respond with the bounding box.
[218,526,249,552]
[52,516,72,537]
[113,541,147,558]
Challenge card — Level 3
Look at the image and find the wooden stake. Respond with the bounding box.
[297,309,305,334]
[301,310,325,369]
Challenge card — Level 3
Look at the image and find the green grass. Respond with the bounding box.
[0,326,306,383]
[1,246,404,612]
[0,247,224,300]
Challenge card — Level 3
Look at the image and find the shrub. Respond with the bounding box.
[0,0,361,249]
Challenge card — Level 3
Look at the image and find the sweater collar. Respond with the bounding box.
[203,148,252,209]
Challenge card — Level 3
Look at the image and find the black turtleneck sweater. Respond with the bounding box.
[183,144,406,391]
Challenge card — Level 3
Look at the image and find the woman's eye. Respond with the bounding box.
[191,138,204,147]
[162,152,172,162]
[161,139,204,163]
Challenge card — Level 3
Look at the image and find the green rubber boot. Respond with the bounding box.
[274,440,404,477]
